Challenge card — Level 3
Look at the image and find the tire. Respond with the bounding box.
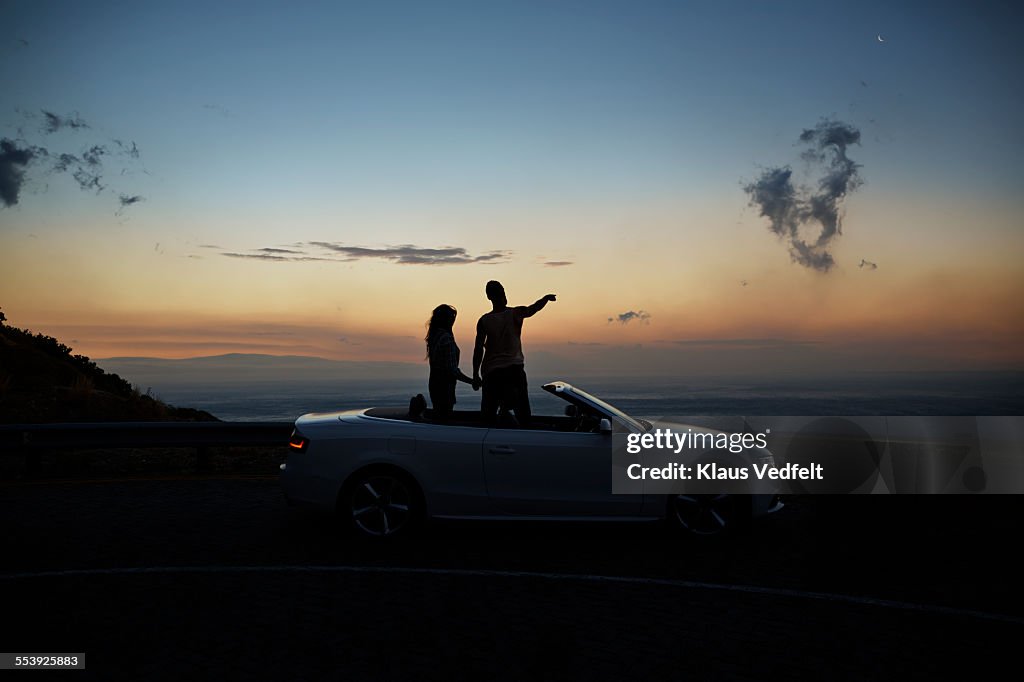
[339,468,424,539]
[667,494,750,538]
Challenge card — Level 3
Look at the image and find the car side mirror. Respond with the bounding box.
[599,418,612,434]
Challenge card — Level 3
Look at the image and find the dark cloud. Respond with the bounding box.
[52,153,79,172]
[6,109,147,212]
[115,194,144,216]
[112,139,139,158]
[0,138,41,207]
[308,241,511,265]
[216,242,511,266]
[221,252,336,262]
[45,144,110,192]
[859,259,878,270]
[744,118,863,272]
[41,110,90,134]
[81,144,106,166]
[609,310,651,325]
[51,142,142,200]
[72,166,104,193]
[223,252,290,262]
[543,260,574,267]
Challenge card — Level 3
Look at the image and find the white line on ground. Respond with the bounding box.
[2,564,1021,625]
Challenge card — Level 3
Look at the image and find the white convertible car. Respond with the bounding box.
[280,382,783,538]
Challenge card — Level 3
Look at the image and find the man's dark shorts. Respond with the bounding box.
[481,364,531,427]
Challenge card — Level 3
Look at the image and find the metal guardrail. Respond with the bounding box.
[0,421,295,473]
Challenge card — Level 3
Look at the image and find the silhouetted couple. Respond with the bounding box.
[425,281,556,426]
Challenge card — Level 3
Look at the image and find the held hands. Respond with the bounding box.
[472,376,482,391]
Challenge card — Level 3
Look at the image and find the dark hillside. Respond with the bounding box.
[0,308,217,423]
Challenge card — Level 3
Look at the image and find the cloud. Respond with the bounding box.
[115,193,144,216]
[112,139,139,158]
[51,153,78,172]
[542,260,574,267]
[308,242,511,265]
[5,109,147,212]
[49,140,145,202]
[221,252,336,262]
[48,145,114,192]
[40,110,90,134]
[609,310,651,325]
[216,242,512,266]
[0,138,41,207]
[744,118,863,272]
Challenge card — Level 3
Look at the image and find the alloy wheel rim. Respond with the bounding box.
[350,476,412,536]
[673,494,732,535]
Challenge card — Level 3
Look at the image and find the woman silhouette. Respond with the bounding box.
[425,304,475,419]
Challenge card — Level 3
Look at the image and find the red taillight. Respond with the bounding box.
[288,433,309,453]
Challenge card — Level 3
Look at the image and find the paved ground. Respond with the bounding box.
[2,475,1022,680]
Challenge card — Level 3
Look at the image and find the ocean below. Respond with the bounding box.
[143,372,1024,422]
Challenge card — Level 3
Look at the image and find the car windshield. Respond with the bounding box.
[559,385,648,432]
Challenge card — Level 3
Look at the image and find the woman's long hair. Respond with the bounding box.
[424,304,457,360]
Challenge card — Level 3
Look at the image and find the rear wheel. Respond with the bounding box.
[668,494,749,537]
[340,469,424,539]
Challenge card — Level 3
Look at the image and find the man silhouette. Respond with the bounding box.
[473,281,556,427]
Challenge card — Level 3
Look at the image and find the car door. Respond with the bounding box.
[482,427,644,516]
[410,422,491,516]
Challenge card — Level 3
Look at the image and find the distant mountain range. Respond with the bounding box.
[98,353,426,385]
[98,351,599,390]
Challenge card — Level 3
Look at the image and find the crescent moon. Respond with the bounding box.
[877,34,885,42]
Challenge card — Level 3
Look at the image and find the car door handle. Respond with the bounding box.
[488,446,516,455]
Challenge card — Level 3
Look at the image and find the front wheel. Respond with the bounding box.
[667,494,749,537]
[341,470,424,539]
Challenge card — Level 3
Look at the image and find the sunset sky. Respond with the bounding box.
[2,0,1022,377]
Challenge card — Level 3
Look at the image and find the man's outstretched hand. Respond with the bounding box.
[544,294,557,302]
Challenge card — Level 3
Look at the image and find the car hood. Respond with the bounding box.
[296,409,365,427]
